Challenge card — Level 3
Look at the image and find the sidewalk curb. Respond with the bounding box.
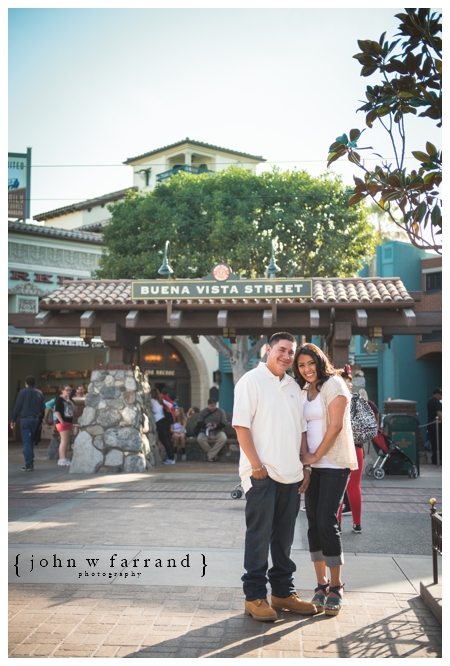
[420,581,442,624]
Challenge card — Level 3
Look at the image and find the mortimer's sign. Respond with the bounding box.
[132,264,312,301]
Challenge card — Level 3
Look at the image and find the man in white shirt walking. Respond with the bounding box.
[233,332,318,621]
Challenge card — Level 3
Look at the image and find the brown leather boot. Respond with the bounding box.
[271,592,318,615]
[244,598,277,622]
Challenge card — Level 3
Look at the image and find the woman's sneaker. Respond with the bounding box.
[352,524,362,534]
[181,454,187,461]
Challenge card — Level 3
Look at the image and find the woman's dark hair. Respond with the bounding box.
[337,364,353,382]
[292,343,336,390]
[150,388,163,404]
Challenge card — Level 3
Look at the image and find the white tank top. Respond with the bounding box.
[303,392,341,469]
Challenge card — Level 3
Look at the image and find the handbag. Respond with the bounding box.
[45,409,54,426]
[350,394,379,446]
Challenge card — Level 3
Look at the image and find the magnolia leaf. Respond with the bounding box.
[349,128,361,143]
[412,151,430,162]
[426,141,438,156]
[377,106,391,117]
[416,201,427,222]
[361,64,378,77]
[327,151,344,166]
[357,39,374,53]
[431,205,441,226]
[335,134,349,146]
[348,151,361,165]
[348,193,366,206]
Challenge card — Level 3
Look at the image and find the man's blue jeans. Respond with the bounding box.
[242,475,300,600]
[20,417,39,467]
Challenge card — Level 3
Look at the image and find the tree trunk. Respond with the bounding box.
[204,335,266,385]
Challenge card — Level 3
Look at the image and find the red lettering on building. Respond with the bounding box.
[10,271,30,281]
[34,274,53,283]
[57,276,74,284]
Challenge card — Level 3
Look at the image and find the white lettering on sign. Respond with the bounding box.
[141,287,149,294]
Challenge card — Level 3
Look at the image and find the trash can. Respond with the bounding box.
[383,413,420,476]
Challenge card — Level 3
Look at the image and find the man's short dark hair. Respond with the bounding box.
[433,387,442,395]
[25,375,35,387]
[208,398,217,405]
[161,388,169,395]
[268,332,296,347]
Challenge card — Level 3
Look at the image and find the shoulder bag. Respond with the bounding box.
[350,393,379,446]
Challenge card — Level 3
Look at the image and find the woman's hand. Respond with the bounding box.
[300,452,317,465]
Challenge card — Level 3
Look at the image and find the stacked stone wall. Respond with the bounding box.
[70,367,162,474]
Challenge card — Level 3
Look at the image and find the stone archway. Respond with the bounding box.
[139,335,210,410]
[167,337,210,409]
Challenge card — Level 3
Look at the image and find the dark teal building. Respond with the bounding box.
[355,241,441,428]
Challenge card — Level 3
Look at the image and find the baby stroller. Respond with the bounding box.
[231,483,244,499]
[365,428,419,480]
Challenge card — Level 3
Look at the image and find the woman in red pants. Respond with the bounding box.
[337,367,364,534]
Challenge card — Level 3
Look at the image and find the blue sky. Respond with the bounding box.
[8,5,442,220]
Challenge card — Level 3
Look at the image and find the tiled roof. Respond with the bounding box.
[32,187,138,221]
[8,221,105,245]
[74,219,110,233]
[40,278,414,308]
[123,139,266,165]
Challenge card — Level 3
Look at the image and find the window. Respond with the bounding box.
[426,272,442,292]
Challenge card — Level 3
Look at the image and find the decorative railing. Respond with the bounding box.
[156,165,213,182]
[430,498,442,584]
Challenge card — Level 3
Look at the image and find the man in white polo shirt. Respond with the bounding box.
[233,332,317,621]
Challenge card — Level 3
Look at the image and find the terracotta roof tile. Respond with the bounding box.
[40,277,414,309]
[123,138,265,165]
[8,220,104,244]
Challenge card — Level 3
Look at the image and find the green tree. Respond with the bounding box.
[327,8,442,254]
[96,167,375,381]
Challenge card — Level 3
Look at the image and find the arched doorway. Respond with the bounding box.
[140,337,191,410]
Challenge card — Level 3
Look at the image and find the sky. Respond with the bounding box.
[8,3,442,221]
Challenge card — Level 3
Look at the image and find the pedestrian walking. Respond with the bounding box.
[10,375,45,471]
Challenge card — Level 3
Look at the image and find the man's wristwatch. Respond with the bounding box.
[303,466,312,473]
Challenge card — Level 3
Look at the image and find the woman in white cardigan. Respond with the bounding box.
[293,343,357,616]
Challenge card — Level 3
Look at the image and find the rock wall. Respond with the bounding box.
[70,367,162,474]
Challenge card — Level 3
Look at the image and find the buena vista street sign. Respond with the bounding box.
[132,263,312,301]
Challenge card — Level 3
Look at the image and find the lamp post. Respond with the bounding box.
[265,240,281,278]
[157,240,173,277]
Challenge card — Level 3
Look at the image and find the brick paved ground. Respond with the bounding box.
[9,444,442,658]
[9,584,440,658]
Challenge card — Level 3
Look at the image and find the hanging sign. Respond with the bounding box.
[132,263,312,301]
[8,149,31,219]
